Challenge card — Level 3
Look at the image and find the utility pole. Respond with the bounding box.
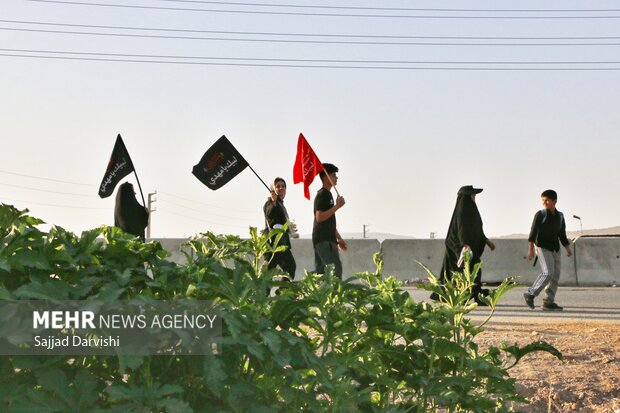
[363,224,369,239]
[147,191,157,239]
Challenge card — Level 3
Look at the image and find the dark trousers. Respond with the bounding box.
[314,241,343,279]
[267,249,296,281]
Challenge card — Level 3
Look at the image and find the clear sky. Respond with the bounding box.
[1,0,619,239]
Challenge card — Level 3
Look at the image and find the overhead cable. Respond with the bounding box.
[4,26,620,46]
[2,48,620,70]
[0,181,92,197]
[26,0,620,19]
[0,196,107,210]
[4,19,620,41]
[0,169,92,186]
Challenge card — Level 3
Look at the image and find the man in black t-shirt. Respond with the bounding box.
[312,163,347,278]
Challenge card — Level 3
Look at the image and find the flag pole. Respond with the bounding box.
[247,164,271,193]
[133,170,147,207]
[324,173,340,197]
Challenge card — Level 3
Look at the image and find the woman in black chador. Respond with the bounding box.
[114,182,149,241]
[263,177,298,282]
[436,185,495,304]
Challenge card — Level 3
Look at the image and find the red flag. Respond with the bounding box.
[293,133,324,199]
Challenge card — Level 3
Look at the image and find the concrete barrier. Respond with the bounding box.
[153,238,192,265]
[380,239,445,281]
[380,239,577,286]
[152,238,381,281]
[291,239,381,280]
[574,237,620,286]
[482,239,577,286]
[149,237,618,286]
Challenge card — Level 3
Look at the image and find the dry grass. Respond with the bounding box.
[477,322,620,413]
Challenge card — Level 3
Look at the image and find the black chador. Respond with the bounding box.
[263,196,296,281]
[114,182,149,241]
[439,185,489,301]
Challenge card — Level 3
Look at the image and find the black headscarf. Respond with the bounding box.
[441,186,488,279]
[114,182,149,240]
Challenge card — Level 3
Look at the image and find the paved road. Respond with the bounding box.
[405,286,620,324]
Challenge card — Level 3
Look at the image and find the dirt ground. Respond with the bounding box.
[478,322,620,413]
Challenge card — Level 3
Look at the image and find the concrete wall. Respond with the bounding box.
[574,237,620,286]
[151,237,618,286]
[482,239,577,286]
[290,239,381,280]
[153,238,381,281]
[381,239,445,281]
[380,239,576,285]
[156,238,192,265]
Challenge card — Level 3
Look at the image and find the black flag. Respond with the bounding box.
[192,135,249,190]
[98,134,135,198]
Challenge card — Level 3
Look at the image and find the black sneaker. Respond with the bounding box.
[542,302,563,311]
[523,293,535,309]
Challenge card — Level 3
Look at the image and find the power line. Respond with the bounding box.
[0,169,91,186]
[25,0,620,19]
[2,48,620,70]
[0,196,107,210]
[154,0,620,13]
[4,19,620,41]
[3,52,620,70]
[157,191,255,214]
[158,198,257,222]
[158,208,256,230]
[5,48,620,64]
[0,181,92,197]
[4,26,620,46]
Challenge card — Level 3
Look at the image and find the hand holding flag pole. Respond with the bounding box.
[324,172,340,197]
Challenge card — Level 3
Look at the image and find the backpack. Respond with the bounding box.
[539,209,564,227]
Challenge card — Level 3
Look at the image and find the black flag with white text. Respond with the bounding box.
[98,134,135,198]
[192,135,249,190]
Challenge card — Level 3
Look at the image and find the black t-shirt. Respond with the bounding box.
[312,187,336,245]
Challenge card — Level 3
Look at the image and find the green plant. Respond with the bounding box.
[0,204,561,412]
